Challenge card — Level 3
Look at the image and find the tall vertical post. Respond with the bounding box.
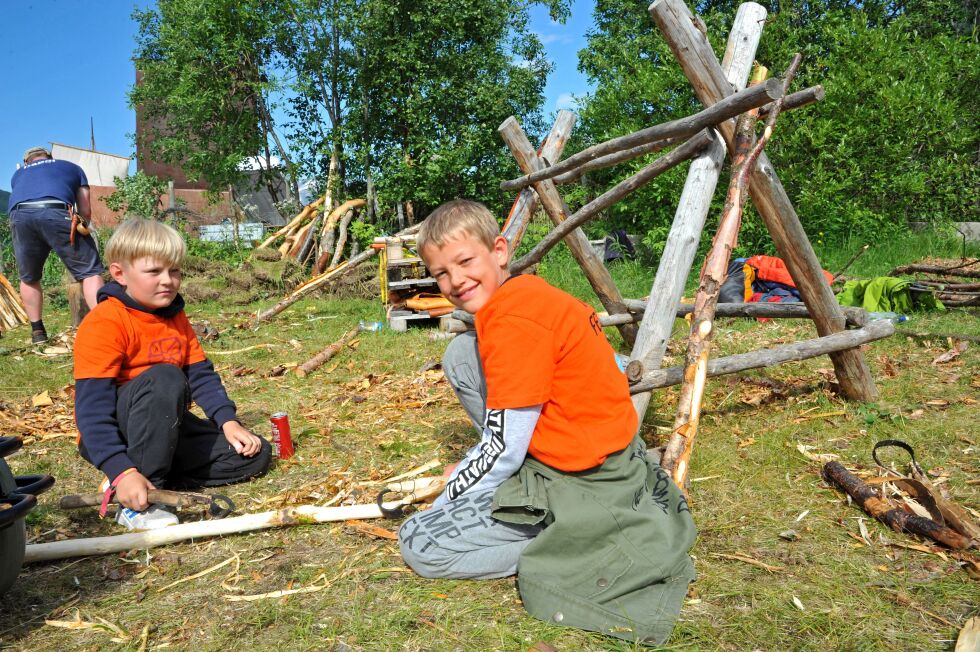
[649,0,878,401]
[631,2,768,422]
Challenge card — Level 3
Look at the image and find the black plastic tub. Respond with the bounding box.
[0,436,55,594]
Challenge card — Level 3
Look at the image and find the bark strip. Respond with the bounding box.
[296,328,358,377]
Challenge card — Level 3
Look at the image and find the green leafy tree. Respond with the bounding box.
[574,0,978,252]
[102,171,169,219]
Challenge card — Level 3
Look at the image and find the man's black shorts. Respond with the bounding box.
[9,206,105,283]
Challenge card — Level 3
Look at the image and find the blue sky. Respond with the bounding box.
[0,0,595,191]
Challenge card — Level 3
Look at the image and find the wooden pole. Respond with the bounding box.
[622,299,869,328]
[295,328,358,377]
[499,79,783,192]
[629,311,894,394]
[498,117,638,346]
[759,85,825,117]
[25,479,445,563]
[629,2,767,424]
[510,130,713,274]
[650,0,879,402]
[501,110,576,252]
[665,63,792,486]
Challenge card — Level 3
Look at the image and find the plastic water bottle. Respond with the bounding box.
[358,320,384,332]
[867,312,909,323]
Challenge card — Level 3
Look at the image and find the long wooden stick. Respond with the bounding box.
[295,328,358,377]
[256,196,325,249]
[510,130,713,273]
[822,462,973,550]
[665,58,802,488]
[499,78,783,192]
[622,298,869,328]
[25,478,445,563]
[628,319,894,393]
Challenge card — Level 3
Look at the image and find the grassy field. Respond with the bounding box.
[0,232,977,651]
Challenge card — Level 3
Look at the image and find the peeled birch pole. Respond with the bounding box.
[630,1,767,424]
[329,209,357,268]
[25,478,445,563]
[501,110,576,252]
[622,298,869,328]
[664,58,801,488]
[650,0,879,402]
[256,196,325,249]
[295,328,358,377]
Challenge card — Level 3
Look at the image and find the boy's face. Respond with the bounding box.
[422,232,509,314]
[109,256,182,310]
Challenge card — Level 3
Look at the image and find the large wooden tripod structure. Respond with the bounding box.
[488,0,888,483]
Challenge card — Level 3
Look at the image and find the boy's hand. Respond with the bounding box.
[115,472,156,511]
[222,421,262,457]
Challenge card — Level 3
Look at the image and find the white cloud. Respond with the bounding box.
[555,93,576,110]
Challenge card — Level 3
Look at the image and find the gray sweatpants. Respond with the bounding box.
[398,332,543,579]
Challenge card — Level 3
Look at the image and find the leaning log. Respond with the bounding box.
[296,328,358,377]
[650,0,879,402]
[665,61,797,487]
[510,130,713,274]
[499,78,783,192]
[630,1,767,424]
[822,461,973,550]
[499,117,638,346]
[629,319,895,393]
[501,110,576,252]
[25,478,445,563]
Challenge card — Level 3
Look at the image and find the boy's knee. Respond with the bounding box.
[140,364,189,395]
[398,514,451,579]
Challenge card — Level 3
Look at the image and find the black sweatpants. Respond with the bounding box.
[115,364,271,489]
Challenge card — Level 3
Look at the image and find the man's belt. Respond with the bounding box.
[14,200,70,210]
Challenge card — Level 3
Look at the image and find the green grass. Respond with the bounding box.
[0,235,977,651]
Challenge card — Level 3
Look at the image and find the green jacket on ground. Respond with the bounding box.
[492,435,697,646]
[837,277,945,313]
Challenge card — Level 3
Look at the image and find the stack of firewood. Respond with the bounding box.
[255,196,367,274]
[0,272,29,333]
[889,261,980,308]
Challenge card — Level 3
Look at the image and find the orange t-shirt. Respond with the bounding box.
[475,275,637,471]
[746,255,834,288]
[74,296,207,384]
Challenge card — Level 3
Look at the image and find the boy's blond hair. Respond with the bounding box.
[417,200,500,252]
[105,218,187,267]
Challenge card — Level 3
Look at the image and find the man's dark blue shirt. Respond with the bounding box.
[8,159,88,212]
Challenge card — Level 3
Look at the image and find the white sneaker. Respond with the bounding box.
[116,504,179,531]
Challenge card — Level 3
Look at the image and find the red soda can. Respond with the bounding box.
[270,412,294,459]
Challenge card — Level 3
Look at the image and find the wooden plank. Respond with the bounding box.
[630,2,767,422]
[498,117,638,345]
[649,0,878,401]
[501,110,577,252]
